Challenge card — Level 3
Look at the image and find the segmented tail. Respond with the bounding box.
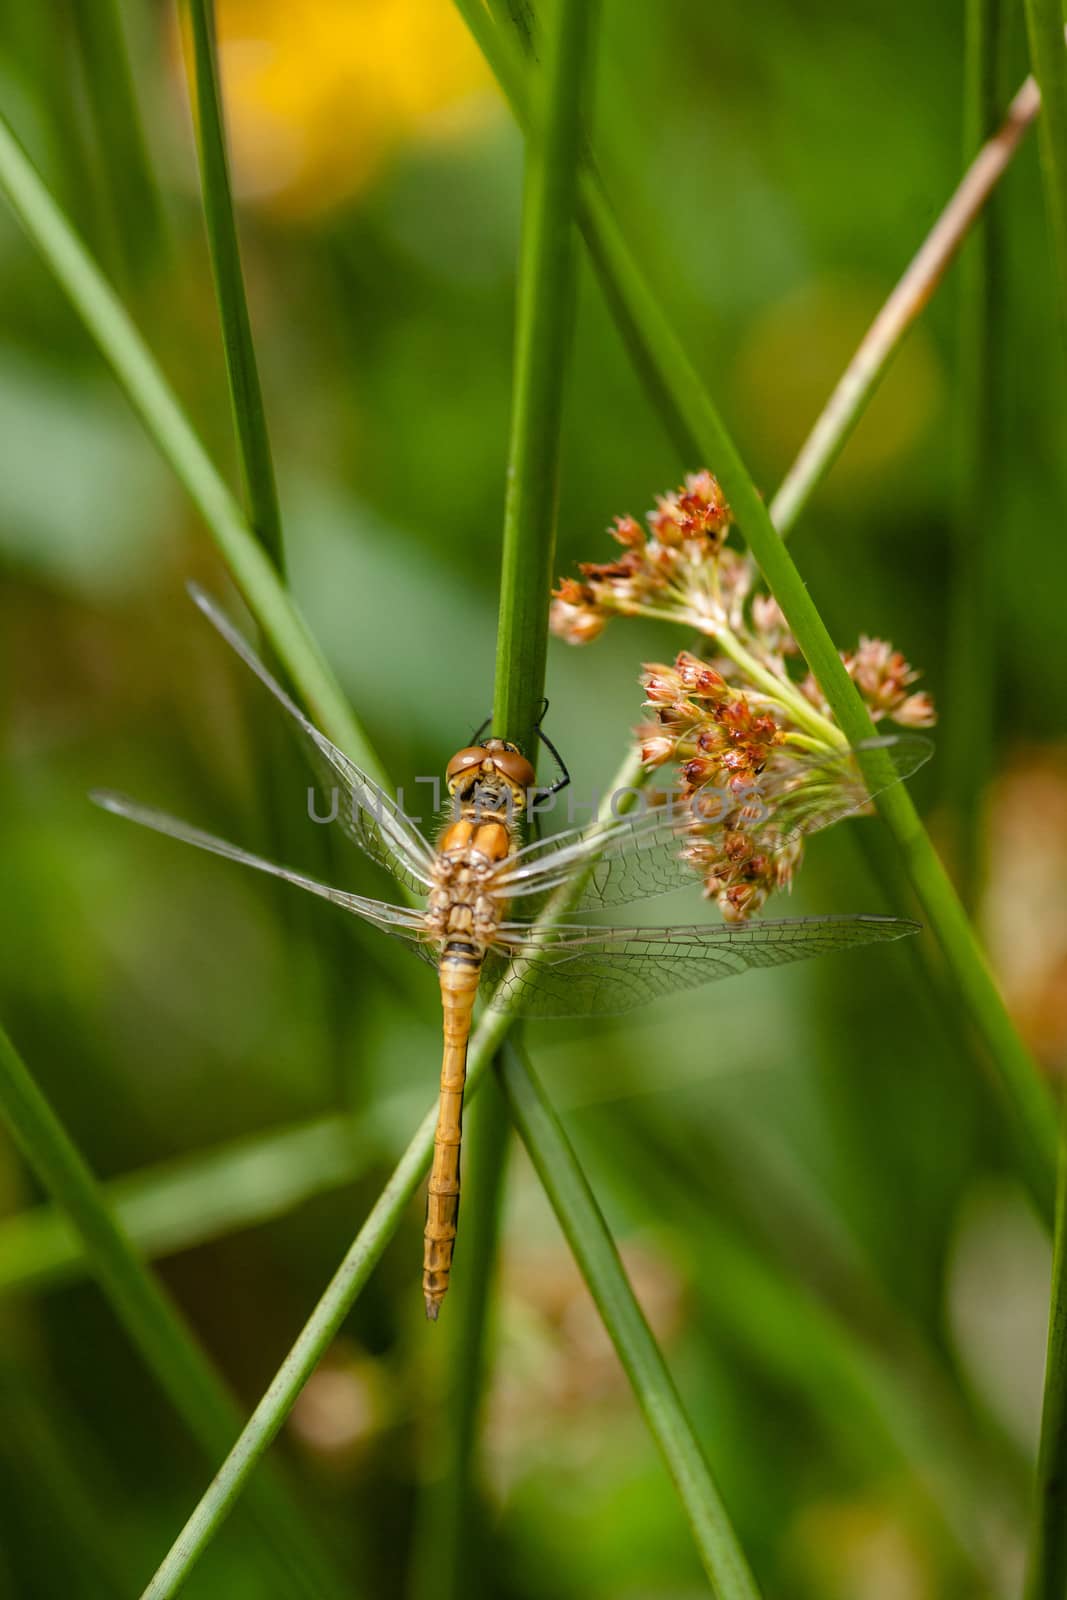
[423,952,479,1319]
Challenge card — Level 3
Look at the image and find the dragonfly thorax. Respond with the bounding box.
[426,814,516,946]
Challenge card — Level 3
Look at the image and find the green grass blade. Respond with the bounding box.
[454,0,527,108]
[70,0,165,284]
[453,0,704,468]
[492,0,595,750]
[1023,0,1067,354]
[0,1114,371,1297]
[1025,1128,1067,1598]
[181,0,284,570]
[486,0,537,55]
[0,1023,347,1600]
[941,0,1009,912]
[497,1038,762,1600]
[0,109,379,781]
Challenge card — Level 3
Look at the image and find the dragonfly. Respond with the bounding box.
[92,589,930,1319]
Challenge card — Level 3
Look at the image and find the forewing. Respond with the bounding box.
[744,733,932,842]
[480,913,919,1018]
[502,804,706,910]
[91,791,437,967]
[502,734,933,913]
[190,586,436,896]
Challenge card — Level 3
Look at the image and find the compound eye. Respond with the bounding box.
[491,749,537,790]
[446,746,488,787]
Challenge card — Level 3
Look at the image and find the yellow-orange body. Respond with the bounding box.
[422,741,534,1319]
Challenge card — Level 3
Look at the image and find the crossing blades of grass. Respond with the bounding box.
[0,1023,347,1600]
[0,1114,373,1298]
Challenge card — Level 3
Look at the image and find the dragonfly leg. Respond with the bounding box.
[535,707,570,799]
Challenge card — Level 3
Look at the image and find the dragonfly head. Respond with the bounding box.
[446,739,536,811]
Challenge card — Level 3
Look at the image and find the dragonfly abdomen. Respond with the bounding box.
[423,812,516,1319]
[424,947,482,1320]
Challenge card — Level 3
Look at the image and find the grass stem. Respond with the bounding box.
[492,0,595,749]
[1023,0,1067,356]
[181,0,285,571]
[940,0,1007,912]
[70,0,164,285]
[497,1038,762,1599]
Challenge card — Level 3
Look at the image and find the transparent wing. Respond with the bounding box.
[502,734,933,912]
[480,913,919,1018]
[91,790,437,967]
[190,586,436,896]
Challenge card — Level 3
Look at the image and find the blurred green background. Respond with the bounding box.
[2,1,1066,1596]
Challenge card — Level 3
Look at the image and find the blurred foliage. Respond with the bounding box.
[1,1,1064,1596]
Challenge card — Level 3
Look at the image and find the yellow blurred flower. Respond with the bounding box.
[191,0,494,217]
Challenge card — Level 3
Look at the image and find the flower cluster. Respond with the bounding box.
[553,472,936,921]
[638,651,806,920]
[836,636,934,728]
[550,471,741,643]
